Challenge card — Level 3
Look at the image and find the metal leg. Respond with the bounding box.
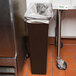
[55,11,63,48]
[58,10,61,58]
[56,10,67,70]
[55,10,58,47]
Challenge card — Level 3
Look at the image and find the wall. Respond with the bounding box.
[26,0,76,38]
[49,11,76,38]
[13,0,76,38]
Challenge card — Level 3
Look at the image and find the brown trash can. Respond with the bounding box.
[25,22,48,74]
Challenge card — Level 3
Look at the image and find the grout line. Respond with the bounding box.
[64,44,76,45]
[52,46,53,76]
[65,70,66,76]
[72,45,76,46]
[75,56,76,62]
[62,44,64,57]
[71,70,76,71]
[63,45,66,76]
[52,47,54,76]
[49,43,76,45]
[48,62,53,63]
[63,56,75,57]
[64,44,76,72]
[63,44,64,58]
[49,44,76,46]
[26,61,30,76]
[72,44,76,71]
[72,45,76,65]
[73,44,76,59]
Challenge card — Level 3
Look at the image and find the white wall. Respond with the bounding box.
[26,0,76,38]
[49,11,76,38]
[26,0,52,9]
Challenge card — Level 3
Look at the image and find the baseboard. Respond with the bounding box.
[48,37,55,45]
[48,37,76,45]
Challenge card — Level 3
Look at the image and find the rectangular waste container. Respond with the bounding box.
[25,22,48,74]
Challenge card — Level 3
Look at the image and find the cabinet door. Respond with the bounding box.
[0,0,15,57]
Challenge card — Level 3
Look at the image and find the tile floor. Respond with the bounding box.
[23,40,76,76]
